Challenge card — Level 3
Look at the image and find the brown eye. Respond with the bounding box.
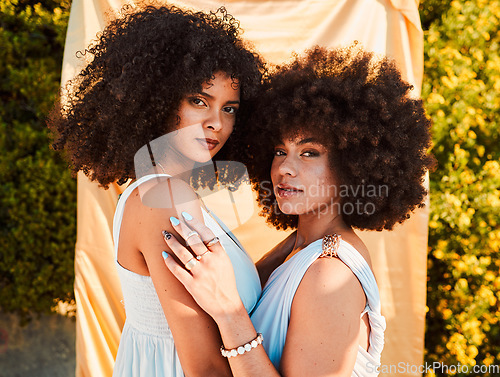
[190,97,207,107]
[223,106,238,115]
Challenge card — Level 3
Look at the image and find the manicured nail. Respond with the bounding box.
[170,217,180,226]
[181,211,193,221]
[162,251,169,259]
[162,230,172,240]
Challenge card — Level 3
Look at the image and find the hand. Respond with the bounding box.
[162,212,245,321]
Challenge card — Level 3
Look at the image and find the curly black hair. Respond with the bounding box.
[48,4,265,188]
[244,44,435,231]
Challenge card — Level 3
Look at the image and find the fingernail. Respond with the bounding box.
[170,217,180,226]
[162,251,169,259]
[181,211,193,221]
[162,230,172,240]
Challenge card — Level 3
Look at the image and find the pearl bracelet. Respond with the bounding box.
[220,333,264,358]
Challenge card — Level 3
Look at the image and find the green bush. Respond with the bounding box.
[0,0,74,323]
[422,0,500,375]
[1,7,498,372]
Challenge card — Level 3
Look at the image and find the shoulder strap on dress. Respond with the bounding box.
[113,173,171,259]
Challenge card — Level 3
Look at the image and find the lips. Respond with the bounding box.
[197,138,220,150]
[275,183,303,198]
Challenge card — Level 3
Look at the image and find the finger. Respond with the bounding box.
[162,251,193,285]
[180,211,215,243]
[180,211,222,253]
[162,230,199,267]
[169,216,206,256]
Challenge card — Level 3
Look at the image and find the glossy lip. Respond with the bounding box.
[275,183,304,198]
[196,137,220,151]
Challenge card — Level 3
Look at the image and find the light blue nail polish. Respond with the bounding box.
[162,251,169,259]
[181,211,193,221]
[170,216,180,226]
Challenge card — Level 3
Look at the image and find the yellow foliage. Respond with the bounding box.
[456,278,469,290]
[418,0,499,372]
[428,92,446,104]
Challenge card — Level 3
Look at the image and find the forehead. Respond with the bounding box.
[277,131,323,146]
[202,72,240,91]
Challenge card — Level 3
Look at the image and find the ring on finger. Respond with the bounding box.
[185,258,198,271]
[186,230,199,241]
[196,250,210,261]
[205,236,220,248]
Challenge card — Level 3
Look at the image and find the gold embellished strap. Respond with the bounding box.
[319,234,341,258]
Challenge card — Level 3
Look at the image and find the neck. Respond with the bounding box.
[155,146,198,183]
[293,202,349,252]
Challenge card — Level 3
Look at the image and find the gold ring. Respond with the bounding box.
[184,258,198,270]
[205,237,220,248]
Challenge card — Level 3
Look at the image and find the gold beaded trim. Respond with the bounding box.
[319,234,341,258]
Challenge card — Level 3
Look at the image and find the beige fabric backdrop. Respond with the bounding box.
[61,1,428,376]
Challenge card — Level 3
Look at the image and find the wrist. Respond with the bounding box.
[220,332,263,358]
[213,300,247,326]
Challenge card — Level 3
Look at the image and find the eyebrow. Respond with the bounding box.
[277,137,321,145]
[296,137,320,145]
[198,91,240,105]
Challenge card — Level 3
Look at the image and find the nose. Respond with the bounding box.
[203,109,223,132]
[278,155,297,177]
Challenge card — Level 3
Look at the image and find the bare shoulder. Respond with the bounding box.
[127,176,198,210]
[281,250,367,375]
[123,177,203,254]
[294,254,366,314]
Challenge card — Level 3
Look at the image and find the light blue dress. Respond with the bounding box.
[112,174,261,376]
[250,237,386,377]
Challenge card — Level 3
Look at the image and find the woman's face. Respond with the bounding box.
[168,71,240,163]
[271,136,340,216]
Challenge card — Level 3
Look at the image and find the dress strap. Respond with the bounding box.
[113,173,171,259]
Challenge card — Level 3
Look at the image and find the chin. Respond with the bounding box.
[189,151,215,163]
[195,157,213,164]
[277,202,301,216]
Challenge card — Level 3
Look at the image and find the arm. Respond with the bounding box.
[163,217,366,376]
[280,257,365,376]
[127,178,232,377]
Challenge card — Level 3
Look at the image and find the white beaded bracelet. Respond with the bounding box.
[220,333,264,358]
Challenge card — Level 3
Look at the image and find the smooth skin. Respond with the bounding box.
[117,72,240,377]
[163,136,373,376]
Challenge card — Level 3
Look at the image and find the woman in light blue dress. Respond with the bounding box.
[48,4,265,376]
[162,45,435,376]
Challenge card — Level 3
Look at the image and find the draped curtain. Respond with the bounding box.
[60,1,427,376]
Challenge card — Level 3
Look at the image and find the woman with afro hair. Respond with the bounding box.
[161,44,435,377]
[49,4,266,377]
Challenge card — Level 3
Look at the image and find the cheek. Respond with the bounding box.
[177,106,205,130]
[270,160,280,183]
[176,110,193,129]
[223,122,235,137]
[305,164,337,198]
